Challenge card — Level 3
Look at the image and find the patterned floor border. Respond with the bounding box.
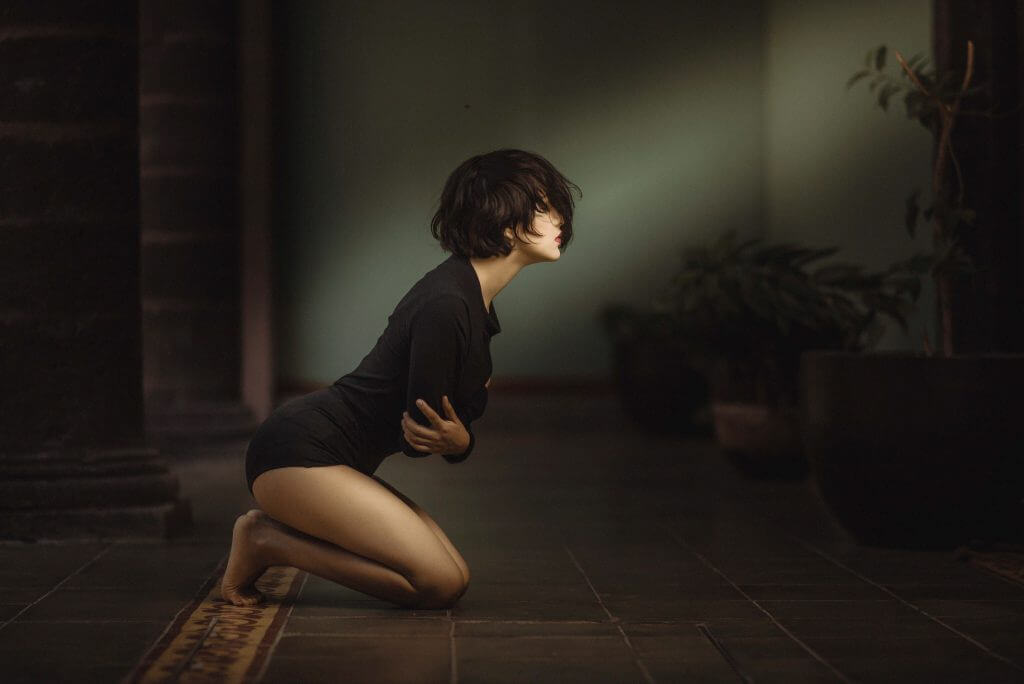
[123,556,307,683]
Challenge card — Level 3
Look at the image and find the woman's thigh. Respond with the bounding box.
[251,465,461,588]
[371,475,470,584]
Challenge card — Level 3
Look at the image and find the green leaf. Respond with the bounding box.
[885,274,922,301]
[846,70,871,90]
[792,246,841,267]
[875,45,887,70]
[903,89,931,121]
[878,82,900,111]
[904,188,920,238]
[812,263,866,287]
[917,70,935,92]
[885,251,933,275]
[861,315,886,350]
[752,243,814,266]
[862,292,911,333]
[733,237,763,259]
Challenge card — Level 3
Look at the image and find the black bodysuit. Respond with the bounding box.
[245,253,501,494]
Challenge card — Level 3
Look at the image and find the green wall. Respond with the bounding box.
[275,0,933,386]
[764,0,936,351]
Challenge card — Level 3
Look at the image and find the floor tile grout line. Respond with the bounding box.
[286,617,630,623]
[612,626,655,684]
[0,542,116,634]
[448,610,457,684]
[251,569,310,684]
[793,536,1024,673]
[15,618,171,624]
[695,623,754,684]
[278,632,652,639]
[561,547,619,624]
[564,545,656,684]
[285,616,796,627]
[656,521,856,684]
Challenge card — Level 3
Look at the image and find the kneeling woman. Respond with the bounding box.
[221,149,581,609]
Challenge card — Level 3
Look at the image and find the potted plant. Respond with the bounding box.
[655,230,925,480]
[799,43,1024,549]
[599,303,711,436]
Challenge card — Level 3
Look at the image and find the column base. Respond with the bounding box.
[0,445,194,541]
[0,499,193,542]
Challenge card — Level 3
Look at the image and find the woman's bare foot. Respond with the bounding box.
[221,509,275,606]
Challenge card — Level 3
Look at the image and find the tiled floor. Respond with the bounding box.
[1,393,1022,683]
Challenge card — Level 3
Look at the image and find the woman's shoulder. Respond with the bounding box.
[413,292,472,328]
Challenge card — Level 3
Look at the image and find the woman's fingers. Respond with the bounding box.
[441,396,462,424]
[414,398,444,427]
[404,396,463,453]
[402,418,436,451]
[406,435,433,452]
[402,411,437,440]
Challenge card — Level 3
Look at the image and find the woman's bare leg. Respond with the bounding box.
[371,475,471,597]
[220,464,465,609]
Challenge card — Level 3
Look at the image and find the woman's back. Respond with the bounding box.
[247,253,500,491]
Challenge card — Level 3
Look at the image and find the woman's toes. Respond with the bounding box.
[223,584,265,607]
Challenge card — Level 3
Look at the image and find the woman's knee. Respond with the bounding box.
[407,555,467,608]
[412,571,466,608]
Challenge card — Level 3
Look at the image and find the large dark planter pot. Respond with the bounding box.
[800,350,1024,549]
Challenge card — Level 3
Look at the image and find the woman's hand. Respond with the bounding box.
[402,395,470,456]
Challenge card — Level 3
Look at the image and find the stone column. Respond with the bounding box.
[140,0,263,440]
[0,1,192,539]
[239,0,277,423]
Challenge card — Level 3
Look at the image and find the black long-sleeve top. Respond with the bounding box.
[330,253,501,467]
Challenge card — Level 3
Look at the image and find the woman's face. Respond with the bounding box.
[506,209,564,264]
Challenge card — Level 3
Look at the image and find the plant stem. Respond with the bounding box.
[894,41,975,358]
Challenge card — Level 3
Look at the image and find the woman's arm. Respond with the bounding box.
[399,294,476,460]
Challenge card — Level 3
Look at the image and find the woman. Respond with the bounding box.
[221,149,581,609]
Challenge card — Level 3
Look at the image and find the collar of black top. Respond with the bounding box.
[445,254,502,337]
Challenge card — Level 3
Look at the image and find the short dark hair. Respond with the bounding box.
[430,148,582,258]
